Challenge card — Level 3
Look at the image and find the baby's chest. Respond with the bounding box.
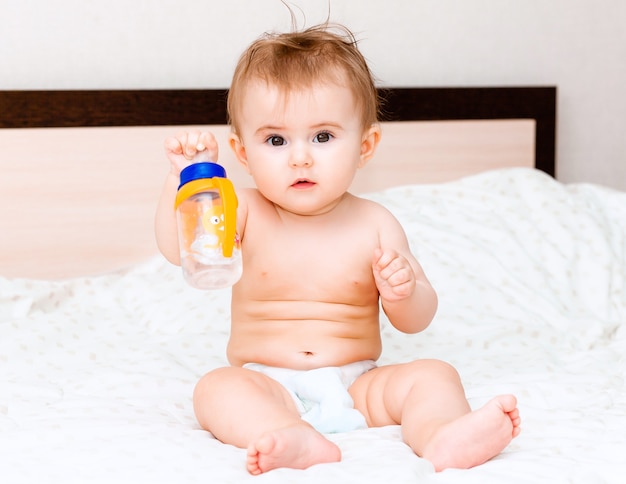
[242,223,378,293]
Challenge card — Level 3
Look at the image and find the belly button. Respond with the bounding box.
[302,351,314,357]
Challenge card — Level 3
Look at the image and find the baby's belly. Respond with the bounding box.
[227,301,382,370]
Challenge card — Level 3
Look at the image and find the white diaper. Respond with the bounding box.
[243,360,377,433]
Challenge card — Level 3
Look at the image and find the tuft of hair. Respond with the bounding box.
[227,22,380,133]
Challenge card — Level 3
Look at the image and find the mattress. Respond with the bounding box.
[2,168,625,483]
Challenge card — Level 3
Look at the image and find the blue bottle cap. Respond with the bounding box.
[179,162,227,189]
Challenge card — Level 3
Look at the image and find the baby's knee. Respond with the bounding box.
[408,359,462,383]
[193,367,252,424]
[194,365,282,401]
[195,365,245,389]
[194,367,240,403]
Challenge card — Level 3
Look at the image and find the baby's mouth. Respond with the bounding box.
[291,179,316,189]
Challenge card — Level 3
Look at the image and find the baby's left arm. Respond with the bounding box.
[373,212,437,334]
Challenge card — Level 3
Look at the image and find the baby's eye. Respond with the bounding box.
[313,132,332,143]
[266,135,286,146]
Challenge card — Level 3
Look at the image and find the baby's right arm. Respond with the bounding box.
[154,131,219,265]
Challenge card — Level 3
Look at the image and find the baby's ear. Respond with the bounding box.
[228,133,251,174]
[358,124,381,168]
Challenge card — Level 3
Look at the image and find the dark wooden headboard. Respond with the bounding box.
[0,87,556,176]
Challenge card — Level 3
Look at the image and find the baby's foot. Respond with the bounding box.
[422,394,521,471]
[246,423,341,475]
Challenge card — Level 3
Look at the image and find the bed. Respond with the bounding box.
[1,86,625,484]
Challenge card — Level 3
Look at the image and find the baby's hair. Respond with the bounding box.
[227,22,380,134]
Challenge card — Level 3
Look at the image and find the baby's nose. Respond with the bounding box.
[289,144,313,167]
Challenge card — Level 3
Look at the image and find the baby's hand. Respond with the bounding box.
[164,130,219,175]
[372,248,416,302]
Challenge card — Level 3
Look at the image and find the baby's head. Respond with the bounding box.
[227,23,379,135]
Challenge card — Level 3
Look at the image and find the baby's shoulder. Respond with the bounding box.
[236,187,267,209]
[348,194,406,234]
[236,187,261,199]
[349,193,396,218]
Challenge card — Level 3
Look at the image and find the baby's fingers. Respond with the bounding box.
[372,247,396,271]
[164,136,189,173]
[178,131,219,161]
[178,130,203,158]
[194,132,219,162]
[164,136,184,156]
[378,258,409,283]
[164,131,220,174]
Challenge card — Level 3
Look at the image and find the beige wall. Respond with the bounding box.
[2,0,625,191]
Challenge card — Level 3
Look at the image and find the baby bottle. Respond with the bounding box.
[174,157,242,290]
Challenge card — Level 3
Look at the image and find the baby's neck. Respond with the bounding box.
[271,192,353,222]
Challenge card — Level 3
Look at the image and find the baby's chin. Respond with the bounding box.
[270,192,350,218]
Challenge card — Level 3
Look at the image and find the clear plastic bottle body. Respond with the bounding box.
[176,189,242,290]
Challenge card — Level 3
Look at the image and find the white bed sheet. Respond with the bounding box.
[1,168,625,484]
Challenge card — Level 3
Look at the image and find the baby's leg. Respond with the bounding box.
[193,366,340,474]
[349,360,521,471]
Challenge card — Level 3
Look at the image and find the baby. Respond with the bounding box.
[155,22,520,475]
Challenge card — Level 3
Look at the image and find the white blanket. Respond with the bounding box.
[2,168,625,483]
